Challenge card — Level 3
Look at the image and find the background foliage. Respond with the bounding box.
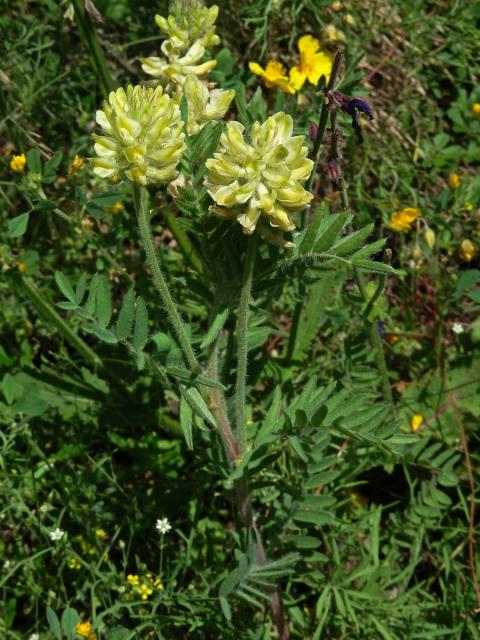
[1,0,480,638]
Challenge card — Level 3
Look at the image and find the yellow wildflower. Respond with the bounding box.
[141,41,216,86]
[138,583,153,600]
[343,13,355,25]
[154,577,164,591]
[68,154,85,174]
[448,174,461,189]
[110,175,120,184]
[182,74,235,134]
[10,153,26,172]
[81,217,94,229]
[154,1,220,56]
[95,528,107,540]
[389,207,421,232]
[15,261,27,273]
[107,201,123,215]
[330,1,342,10]
[289,36,333,91]
[424,226,436,248]
[127,574,140,586]
[75,621,96,640]
[471,103,480,116]
[411,414,423,432]
[464,202,474,212]
[205,112,313,235]
[248,60,296,94]
[323,24,345,42]
[459,239,475,262]
[68,557,81,570]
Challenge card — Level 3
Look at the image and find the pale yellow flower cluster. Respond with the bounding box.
[205,113,313,234]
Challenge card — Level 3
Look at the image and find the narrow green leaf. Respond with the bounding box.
[255,385,282,446]
[180,95,188,126]
[85,274,100,315]
[27,148,42,173]
[299,202,329,254]
[116,289,135,341]
[313,213,351,253]
[179,395,193,449]
[292,509,332,526]
[350,238,386,261]
[330,223,374,257]
[46,607,62,640]
[288,435,308,462]
[55,271,76,302]
[96,276,112,327]
[75,273,89,306]
[8,212,30,238]
[133,297,149,351]
[351,259,395,274]
[200,308,229,350]
[181,386,216,427]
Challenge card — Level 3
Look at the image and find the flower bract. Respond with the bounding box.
[205,112,313,234]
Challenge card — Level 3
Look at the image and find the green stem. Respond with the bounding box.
[11,273,103,369]
[235,233,258,452]
[72,0,114,96]
[133,184,199,373]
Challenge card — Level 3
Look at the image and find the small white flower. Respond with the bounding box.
[29,634,40,640]
[49,527,65,542]
[452,322,464,335]
[155,518,172,535]
[3,559,12,569]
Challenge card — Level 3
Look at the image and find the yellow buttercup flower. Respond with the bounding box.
[448,174,461,189]
[95,528,107,540]
[459,239,475,262]
[93,85,185,186]
[182,74,235,134]
[68,557,81,569]
[15,261,27,272]
[10,153,26,172]
[205,112,313,234]
[75,621,96,640]
[471,103,480,116]
[389,207,420,232]
[289,36,333,91]
[411,414,423,432]
[155,1,220,56]
[127,574,140,586]
[138,583,154,600]
[248,60,296,94]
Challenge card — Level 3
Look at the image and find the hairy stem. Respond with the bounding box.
[235,232,258,452]
[133,183,199,373]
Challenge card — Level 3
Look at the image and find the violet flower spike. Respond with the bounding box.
[332,91,373,140]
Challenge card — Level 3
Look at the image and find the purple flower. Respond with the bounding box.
[376,320,385,339]
[332,91,373,139]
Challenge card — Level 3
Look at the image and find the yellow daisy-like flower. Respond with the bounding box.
[389,207,421,232]
[289,36,333,91]
[10,153,27,172]
[205,112,313,234]
[411,414,423,432]
[248,60,296,94]
[471,103,480,116]
[75,621,96,640]
[92,85,185,186]
[448,174,461,189]
[459,239,475,262]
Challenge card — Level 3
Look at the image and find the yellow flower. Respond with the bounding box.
[289,36,333,91]
[448,174,461,189]
[75,621,96,640]
[464,201,474,212]
[68,154,85,174]
[248,60,296,94]
[330,1,342,10]
[424,226,436,248]
[95,528,107,540]
[459,239,475,262]
[81,217,94,229]
[411,414,423,432]
[68,557,81,570]
[141,41,216,86]
[389,207,421,232]
[10,153,26,172]
[205,112,313,235]
[138,583,154,600]
[127,574,140,586]
[154,1,220,56]
[343,13,355,25]
[323,24,345,42]
[93,85,185,186]
[107,201,123,215]
[15,261,27,273]
[182,74,235,134]
[110,174,120,184]
[471,103,480,116]
[154,577,164,591]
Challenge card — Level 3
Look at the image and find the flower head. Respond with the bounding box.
[452,322,464,335]
[68,557,81,570]
[29,634,40,640]
[141,41,216,86]
[448,174,461,189]
[155,517,172,534]
[411,414,423,432]
[205,112,313,235]
[93,85,185,186]
[389,207,420,232]
[68,154,85,174]
[49,527,65,542]
[248,60,296,94]
[333,91,373,138]
[127,574,140,586]
[182,74,235,134]
[10,153,26,172]
[289,36,332,91]
[459,239,475,262]
[75,621,96,640]
[471,103,480,116]
[155,1,220,56]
